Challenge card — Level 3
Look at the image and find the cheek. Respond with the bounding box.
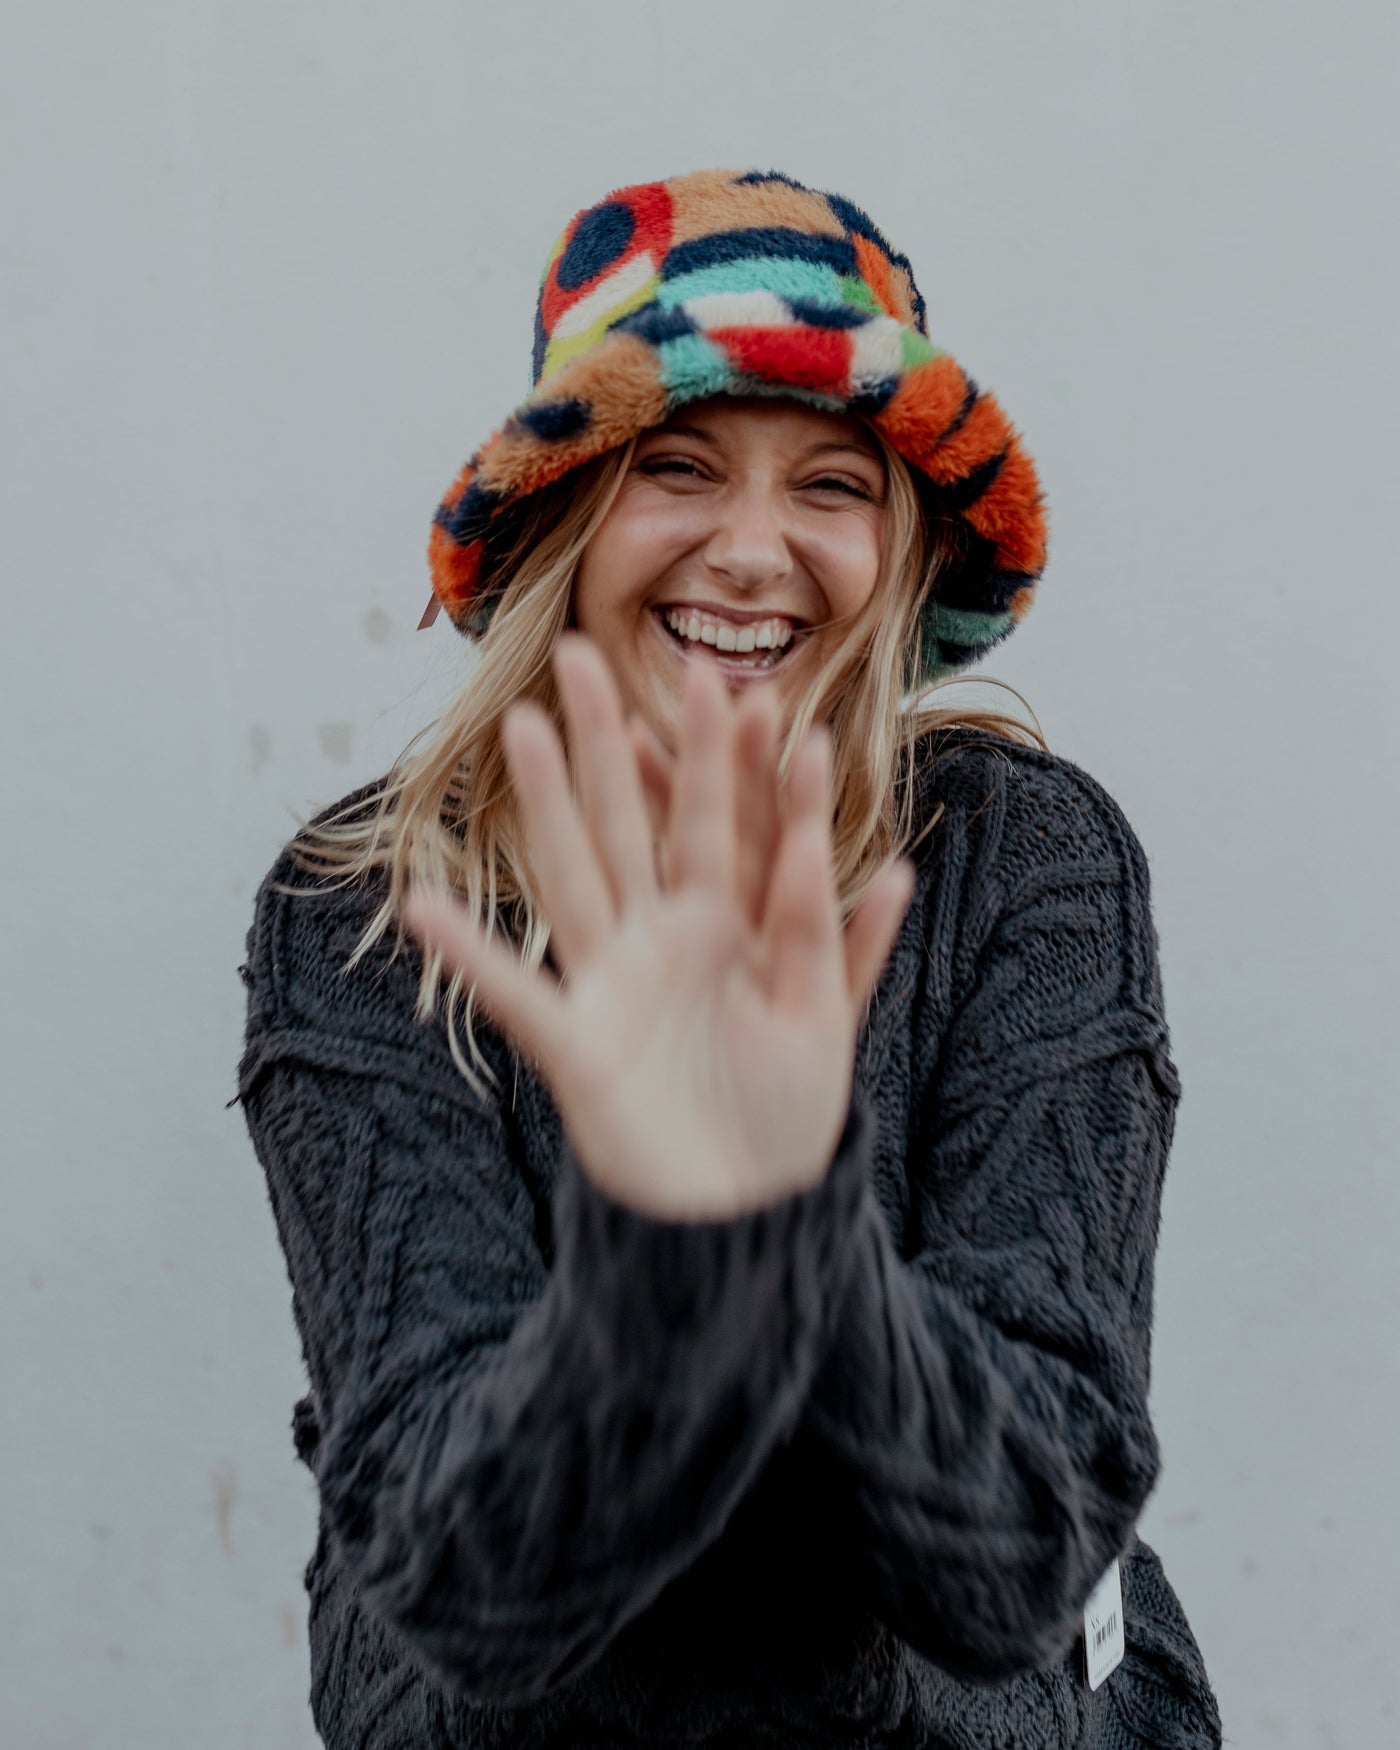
[807,515,885,619]
[574,494,701,630]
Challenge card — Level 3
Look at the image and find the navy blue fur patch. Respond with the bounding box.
[824,193,928,333]
[786,298,869,330]
[932,447,1007,515]
[531,299,548,385]
[515,398,591,441]
[557,201,635,291]
[734,169,811,190]
[611,302,698,346]
[846,377,900,416]
[935,557,1034,615]
[437,477,508,546]
[823,192,895,256]
[932,634,982,668]
[938,374,979,444]
[661,227,857,280]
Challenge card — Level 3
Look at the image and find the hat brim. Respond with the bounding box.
[427,313,1046,683]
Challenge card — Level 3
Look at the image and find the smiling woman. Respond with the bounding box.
[235,168,1223,1749]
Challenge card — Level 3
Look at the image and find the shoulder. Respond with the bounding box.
[241,780,393,1025]
[905,723,1158,913]
[894,725,1170,1038]
[235,779,487,1104]
[236,782,511,1134]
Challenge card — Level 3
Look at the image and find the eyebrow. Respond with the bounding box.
[646,422,883,465]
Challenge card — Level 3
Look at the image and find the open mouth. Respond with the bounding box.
[654,609,808,675]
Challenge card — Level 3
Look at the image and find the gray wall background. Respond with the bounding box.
[3,3,1395,1744]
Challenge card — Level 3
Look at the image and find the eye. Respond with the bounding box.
[806,475,874,499]
[638,457,705,479]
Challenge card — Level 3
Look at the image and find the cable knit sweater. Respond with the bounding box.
[233,725,1223,1749]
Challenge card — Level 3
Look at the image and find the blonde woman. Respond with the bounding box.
[235,169,1223,1748]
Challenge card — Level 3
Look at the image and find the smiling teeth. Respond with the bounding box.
[664,609,796,652]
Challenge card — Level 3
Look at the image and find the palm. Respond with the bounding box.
[550,893,845,1215]
[404,637,911,1220]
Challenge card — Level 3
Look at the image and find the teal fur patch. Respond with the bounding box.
[930,604,1015,647]
[658,333,734,399]
[658,258,847,311]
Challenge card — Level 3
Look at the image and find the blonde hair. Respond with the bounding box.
[282,419,1048,1094]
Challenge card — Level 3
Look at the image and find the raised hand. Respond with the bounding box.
[403,634,913,1222]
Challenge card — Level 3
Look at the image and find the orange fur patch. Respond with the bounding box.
[916,393,1009,486]
[963,435,1049,574]
[428,520,482,608]
[667,168,847,248]
[873,355,969,457]
[886,261,922,331]
[852,234,898,320]
[475,332,668,498]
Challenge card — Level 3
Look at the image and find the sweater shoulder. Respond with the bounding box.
[234,778,485,1103]
[894,726,1171,1058]
[241,780,393,1016]
[906,724,1157,906]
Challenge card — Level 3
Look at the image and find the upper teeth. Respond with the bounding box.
[663,608,797,653]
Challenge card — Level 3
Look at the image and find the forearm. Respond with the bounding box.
[312,1102,875,1705]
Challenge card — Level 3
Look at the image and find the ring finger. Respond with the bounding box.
[554,635,660,913]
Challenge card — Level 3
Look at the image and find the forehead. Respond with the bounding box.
[645,393,882,459]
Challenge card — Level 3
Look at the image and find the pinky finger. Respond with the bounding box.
[842,859,916,1011]
[402,886,567,1068]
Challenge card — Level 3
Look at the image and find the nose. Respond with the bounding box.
[701,476,794,593]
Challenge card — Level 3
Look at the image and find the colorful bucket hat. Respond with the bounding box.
[421,167,1047,683]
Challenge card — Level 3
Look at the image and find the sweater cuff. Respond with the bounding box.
[549,1101,874,1397]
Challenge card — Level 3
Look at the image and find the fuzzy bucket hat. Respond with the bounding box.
[421,167,1047,684]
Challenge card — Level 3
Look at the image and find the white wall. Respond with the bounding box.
[2,3,1395,1744]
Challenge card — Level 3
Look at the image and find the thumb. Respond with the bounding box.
[843,859,915,1011]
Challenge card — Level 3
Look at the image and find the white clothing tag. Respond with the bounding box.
[1082,1557,1124,1690]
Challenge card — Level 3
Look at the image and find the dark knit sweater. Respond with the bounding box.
[234,726,1223,1749]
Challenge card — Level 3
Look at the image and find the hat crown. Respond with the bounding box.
[531,168,930,388]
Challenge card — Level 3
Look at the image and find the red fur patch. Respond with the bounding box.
[540,181,674,335]
[711,325,853,393]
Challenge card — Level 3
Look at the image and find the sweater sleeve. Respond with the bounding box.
[798,757,1182,1683]
[235,864,872,1708]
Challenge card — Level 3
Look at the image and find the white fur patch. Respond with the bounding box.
[552,252,658,341]
[849,317,907,390]
[682,289,795,331]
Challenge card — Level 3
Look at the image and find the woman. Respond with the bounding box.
[235,169,1223,1747]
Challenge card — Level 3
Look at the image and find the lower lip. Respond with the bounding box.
[650,609,806,684]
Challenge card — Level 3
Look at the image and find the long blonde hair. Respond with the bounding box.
[282,420,1047,1093]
